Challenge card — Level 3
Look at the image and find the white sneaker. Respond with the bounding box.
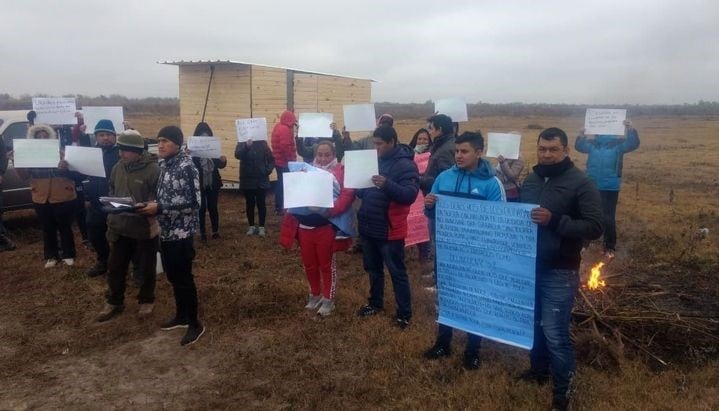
[62,258,75,266]
[44,259,58,268]
[258,227,266,237]
[305,294,322,310]
[246,226,258,236]
[317,298,335,317]
[424,286,437,293]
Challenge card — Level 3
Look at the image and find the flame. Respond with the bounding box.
[587,262,606,290]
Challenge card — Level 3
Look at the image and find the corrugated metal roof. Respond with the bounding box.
[158,59,376,82]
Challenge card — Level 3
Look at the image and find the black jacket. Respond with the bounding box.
[420,133,455,193]
[84,145,120,217]
[0,136,8,178]
[520,158,603,271]
[295,130,345,163]
[235,141,275,190]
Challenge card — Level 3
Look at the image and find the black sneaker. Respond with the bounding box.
[394,317,410,330]
[551,396,569,411]
[86,260,107,278]
[356,304,382,317]
[211,232,220,239]
[423,344,452,360]
[181,324,205,346]
[161,317,189,330]
[516,368,550,384]
[0,235,16,252]
[462,352,481,370]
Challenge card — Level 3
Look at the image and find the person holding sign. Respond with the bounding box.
[296,122,345,163]
[494,151,525,202]
[355,125,419,329]
[96,130,161,323]
[421,114,456,193]
[15,125,79,268]
[408,128,433,264]
[0,136,17,251]
[270,111,298,214]
[191,122,227,241]
[235,138,275,236]
[519,127,603,411]
[279,141,355,316]
[422,131,506,370]
[575,120,639,259]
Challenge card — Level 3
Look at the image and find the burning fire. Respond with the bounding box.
[587,262,606,290]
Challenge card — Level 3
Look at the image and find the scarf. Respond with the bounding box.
[200,158,215,188]
[414,144,429,154]
[312,158,338,172]
[533,157,573,178]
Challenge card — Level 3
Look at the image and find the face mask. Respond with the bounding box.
[414,144,428,153]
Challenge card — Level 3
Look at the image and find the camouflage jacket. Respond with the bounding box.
[156,151,200,241]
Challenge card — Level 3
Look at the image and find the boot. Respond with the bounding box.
[86,260,107,277]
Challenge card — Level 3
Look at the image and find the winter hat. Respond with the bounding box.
[157,125,184,147]
[94,119,116,135]
[117,129,145,154]
[377,113,394,127]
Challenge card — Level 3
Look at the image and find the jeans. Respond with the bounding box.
[599,190,619,251]
[530,268,579,401]
[199,186,220,235]
[106,235,158,305]
[244,189,267,227]
[34,201,76,260]
[436,323,482,354]
[161,238,200,327]
[361,236,412,319]
[274,166,289,211]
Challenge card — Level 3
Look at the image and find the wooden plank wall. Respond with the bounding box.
[179,64,251,182]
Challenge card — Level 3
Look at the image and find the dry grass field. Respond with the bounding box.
[0,114,717,410]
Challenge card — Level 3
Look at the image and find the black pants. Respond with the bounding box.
[161,238,200,326]
[106,235,157,305]
[274,166,288,211]
[599,190,619,251]
[361,236,412,319]
[244,189,267,227]
[35,201,76,260]
[87,207,110,262]
[199,186,221,235]
[436,324,482,354]
[74,188,88,241]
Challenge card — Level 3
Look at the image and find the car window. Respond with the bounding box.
[2,122,29,149]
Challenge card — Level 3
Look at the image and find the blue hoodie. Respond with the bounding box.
[426,158,506,218]
[575,129,640,191]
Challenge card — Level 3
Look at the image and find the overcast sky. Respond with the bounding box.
[2,0,718,104]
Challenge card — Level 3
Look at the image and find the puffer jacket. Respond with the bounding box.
[420,133,455,193]
[106,152,160,241]
[156,151,201,241]
[425,160,505,218]
[520,157,603,271]
[357,144,419,240]
[575,129,640,191]
[85,144,120,212]
[270,111,297,168]
[235,140,275,190]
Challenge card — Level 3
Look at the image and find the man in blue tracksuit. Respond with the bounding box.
[575,120,639,258]
[422,131,505,370]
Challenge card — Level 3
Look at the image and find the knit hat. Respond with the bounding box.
[377,113,394,127]
[117,129,145,153]
[157,125,184,147]
[94,119,116,135]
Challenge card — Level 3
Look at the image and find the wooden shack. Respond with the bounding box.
[160,60,374,184]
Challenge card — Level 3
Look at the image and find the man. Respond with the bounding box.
[270,110,297,214]
[519,127,603,411]
[96,130,160,322]
[137,126,204,346]
[422,131,505,370]
[575,120,639,259]
[85,119,120,277]
[355,125,419,329]
[0,135,16,251]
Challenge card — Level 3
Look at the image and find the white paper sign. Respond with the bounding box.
[12,139,60,168]
[434,97,468,122]
[235,118,268,142]
[486,133,522,160]
[283,171,334,208]
[32,97,77,125]
[343,149,378,189]
[187,136,222,158]
[82,106,125,135]
[298,113,333,138]
[343,104,376,132]
[64,146,105,177]
[584,109,627,136]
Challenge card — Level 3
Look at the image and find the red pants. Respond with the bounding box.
[298,225,337,300]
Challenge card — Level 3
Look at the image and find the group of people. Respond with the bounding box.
[0,107,639,410]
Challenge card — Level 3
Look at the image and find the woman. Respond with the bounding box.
[494,154,524,202]
[191,122,227,241]
[235,138,274,236]
[279,141,355,316]
[407,128,433,264]
[16,125,78,268]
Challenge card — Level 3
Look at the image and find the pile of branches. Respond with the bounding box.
[572,269,719,369]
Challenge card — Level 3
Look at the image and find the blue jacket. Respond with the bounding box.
[426,159,506,218]
[357,144,419,240]
[575,129,640,191]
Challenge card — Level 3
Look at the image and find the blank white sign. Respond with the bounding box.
[343,104,376,132]
[298,113,333,138]
[283,171,335,208]
[343,149,378,189]
[13,139,60,168]
[82,106,125,135]
[65,146,105,177]
[486,133,521,160]
[434,97,468,122]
